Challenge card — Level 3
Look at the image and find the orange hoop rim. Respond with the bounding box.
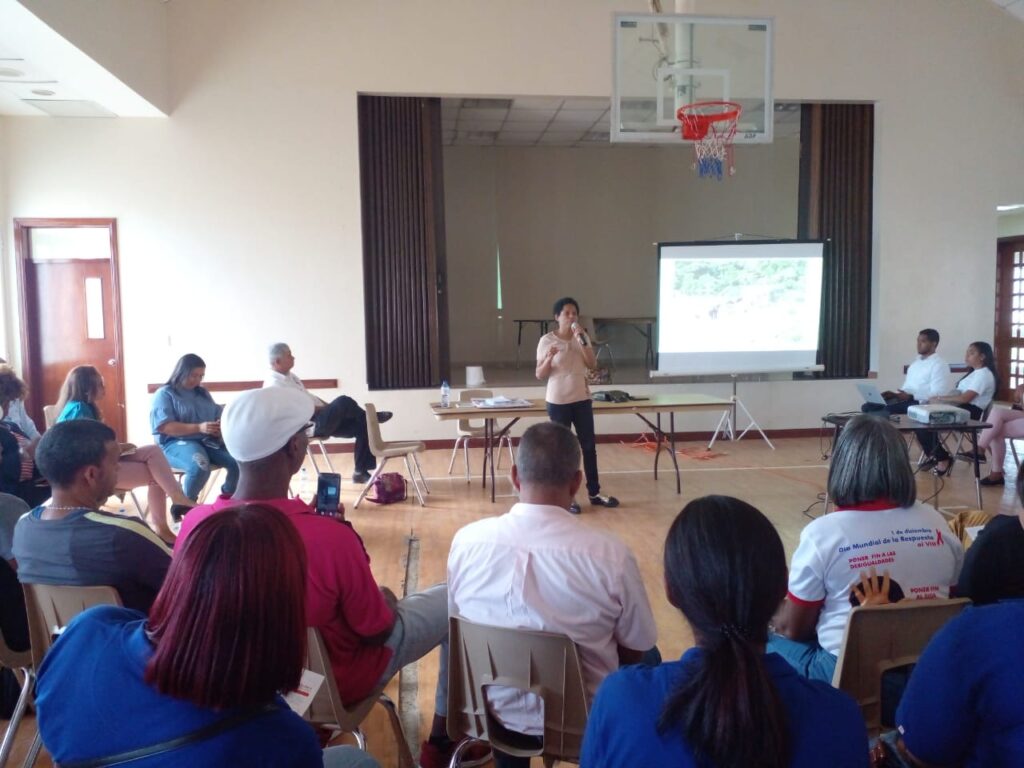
[676,101,743,140]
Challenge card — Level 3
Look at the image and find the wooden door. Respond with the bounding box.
[15,219,128,441]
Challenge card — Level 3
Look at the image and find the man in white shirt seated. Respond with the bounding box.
[263,343,391,484]
[862,328,948,415]
[447,422,658,768]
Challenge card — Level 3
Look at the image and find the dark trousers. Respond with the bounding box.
[916,403,982,457]
[313,396,376,473]
[861,398,918,416]
[546,399,600,497]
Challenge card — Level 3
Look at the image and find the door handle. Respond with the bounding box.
[107,359,116,366]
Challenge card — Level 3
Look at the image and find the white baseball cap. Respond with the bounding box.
[222,387,315,463]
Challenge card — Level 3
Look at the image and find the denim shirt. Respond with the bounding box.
[150,386,223,447]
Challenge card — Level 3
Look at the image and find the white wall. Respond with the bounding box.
[444,138,800,365]
[1,0,1023,442]
[999,212,1024,238]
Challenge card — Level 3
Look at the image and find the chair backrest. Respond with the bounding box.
[458,389,492,432]
[22,584,123,667]
[303,627,377,731]
[447,616,589,762]
[363,403,387,457]
[832,598,970,736]
[42,405,57,429]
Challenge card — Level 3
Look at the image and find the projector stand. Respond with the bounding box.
[708,376,775,450]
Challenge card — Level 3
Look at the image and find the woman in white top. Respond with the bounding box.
[920,341,998,474]
[536,297,617,514]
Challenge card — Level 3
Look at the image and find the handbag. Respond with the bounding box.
[366,472,407,504]
[58,702,276,768]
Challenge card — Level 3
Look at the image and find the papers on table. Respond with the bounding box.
[470,396,533,408]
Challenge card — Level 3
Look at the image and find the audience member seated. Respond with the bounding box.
[57,365,193,541]
[150,353,239,502]
[13,419,171,613]
[174,387,466,768]
[955,472,1024,605]
[581,496,869,768]
[264,343,391,484]
[0,492,29,654]
[894,581,1024,764]
[0,357,41,447]
[448,422,658,768]
[862,328,948,416]
[35,503,379,768]
[971,383,1024,486]
[769,415,963,683]
[0,366,50,507]
[918,341,997,474]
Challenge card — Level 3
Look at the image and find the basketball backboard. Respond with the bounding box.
[612,14,774,144]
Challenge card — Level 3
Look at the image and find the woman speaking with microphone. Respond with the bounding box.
[536,297,618,514]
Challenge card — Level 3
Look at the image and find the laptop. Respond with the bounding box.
[855,383,898,406]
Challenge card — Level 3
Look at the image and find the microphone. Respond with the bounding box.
[571,322,589,347]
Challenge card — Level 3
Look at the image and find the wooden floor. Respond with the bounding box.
[3,434,1017,767]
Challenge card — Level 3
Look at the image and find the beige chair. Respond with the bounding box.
[0,624,32,768]
[831,598,970,738]
[354,404,427,509]
[446,616,588,767]
[447,389,515,483]
[579,316,614,370]
[304,628,413,767]
[41,405,57,430]
[20,584,123,768]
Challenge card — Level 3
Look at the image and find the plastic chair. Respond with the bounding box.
[446,616,589,768]
[354,404,427,509]
[40,406,57,430]
[19,584,122,768]
[579,317,614,370]
[945,402,994,475]
[446,390,515,483]
[831,598,970,738]
[0,625,32,768]
[304,628,413,768]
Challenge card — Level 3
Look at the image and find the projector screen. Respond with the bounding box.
[656,240,825,375]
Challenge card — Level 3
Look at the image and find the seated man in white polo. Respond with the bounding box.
[861,328,948,415]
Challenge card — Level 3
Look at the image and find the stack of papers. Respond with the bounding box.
[470,396,533,408]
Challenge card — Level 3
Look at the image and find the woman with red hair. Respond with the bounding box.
[34,503,379,767]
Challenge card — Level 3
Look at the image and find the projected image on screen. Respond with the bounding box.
[656,242,825,375]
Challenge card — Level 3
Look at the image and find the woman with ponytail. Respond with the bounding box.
[580,496,868,768]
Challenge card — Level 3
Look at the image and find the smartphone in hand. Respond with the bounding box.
[315,473,342,516]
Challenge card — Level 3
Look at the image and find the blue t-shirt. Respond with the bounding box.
[581,649,869,768]
[36,606,323,767]
[56,400,99,423]
[150,385,223,446]
[897,601,1024,767]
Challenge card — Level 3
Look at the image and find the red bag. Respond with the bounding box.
[367,472,407,504]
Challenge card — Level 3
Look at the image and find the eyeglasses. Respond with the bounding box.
[303,421,316,438]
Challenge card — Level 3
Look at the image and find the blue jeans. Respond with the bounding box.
[376,583,449,716]
[160,440,239,501]
[766,632,837,683]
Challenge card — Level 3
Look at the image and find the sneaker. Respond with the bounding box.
[589,493,620,508]
[418,739,491,768]
[377,411,394,424]
[568,500,582,515]
[352,470,372,484]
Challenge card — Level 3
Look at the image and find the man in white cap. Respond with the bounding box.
[174,387,469,766]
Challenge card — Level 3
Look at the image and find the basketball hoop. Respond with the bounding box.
[676,101,742,180]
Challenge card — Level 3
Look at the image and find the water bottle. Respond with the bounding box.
[440,380,451,408]
[299,467,311,501]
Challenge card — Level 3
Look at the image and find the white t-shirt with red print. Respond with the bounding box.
[787,500,964,656]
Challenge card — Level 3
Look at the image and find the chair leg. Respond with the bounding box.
[447,436,462,475]
[21,730,41,768]
[405,455,426,506]
[411,452,429,494]
[376,694,416,768]
[500,434,516,468]
[354,459,388,508]
[319,439,336,474]
[462,437,471,483]
[0,668,33,767]
[306,443,320,475]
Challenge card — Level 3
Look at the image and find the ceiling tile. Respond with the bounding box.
[511,97,563,110]
[457,119,504,131]
[561,97,608,110]
[506,108,557,122]
[459,107,508,120]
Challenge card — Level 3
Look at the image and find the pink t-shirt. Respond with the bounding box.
[175,495,395,704]
[537,332,590,405]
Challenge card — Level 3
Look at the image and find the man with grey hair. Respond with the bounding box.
[769,415,963,683]
[263,343,391,483]
[447,422,657,767]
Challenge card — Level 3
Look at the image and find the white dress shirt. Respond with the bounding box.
[447,502,657,734]
[263,369,324,406]
[901,354,949,402]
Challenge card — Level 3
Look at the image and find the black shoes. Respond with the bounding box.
[568,500,582,515]
[169,504,192,523]
[980,475,1006,486]
[589,494,620,508]
[377,411,393,424]
[352,470,372,484]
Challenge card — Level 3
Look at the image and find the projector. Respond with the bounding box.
[907,404,970,425]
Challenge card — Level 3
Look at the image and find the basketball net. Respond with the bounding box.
[677,101,742,180]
